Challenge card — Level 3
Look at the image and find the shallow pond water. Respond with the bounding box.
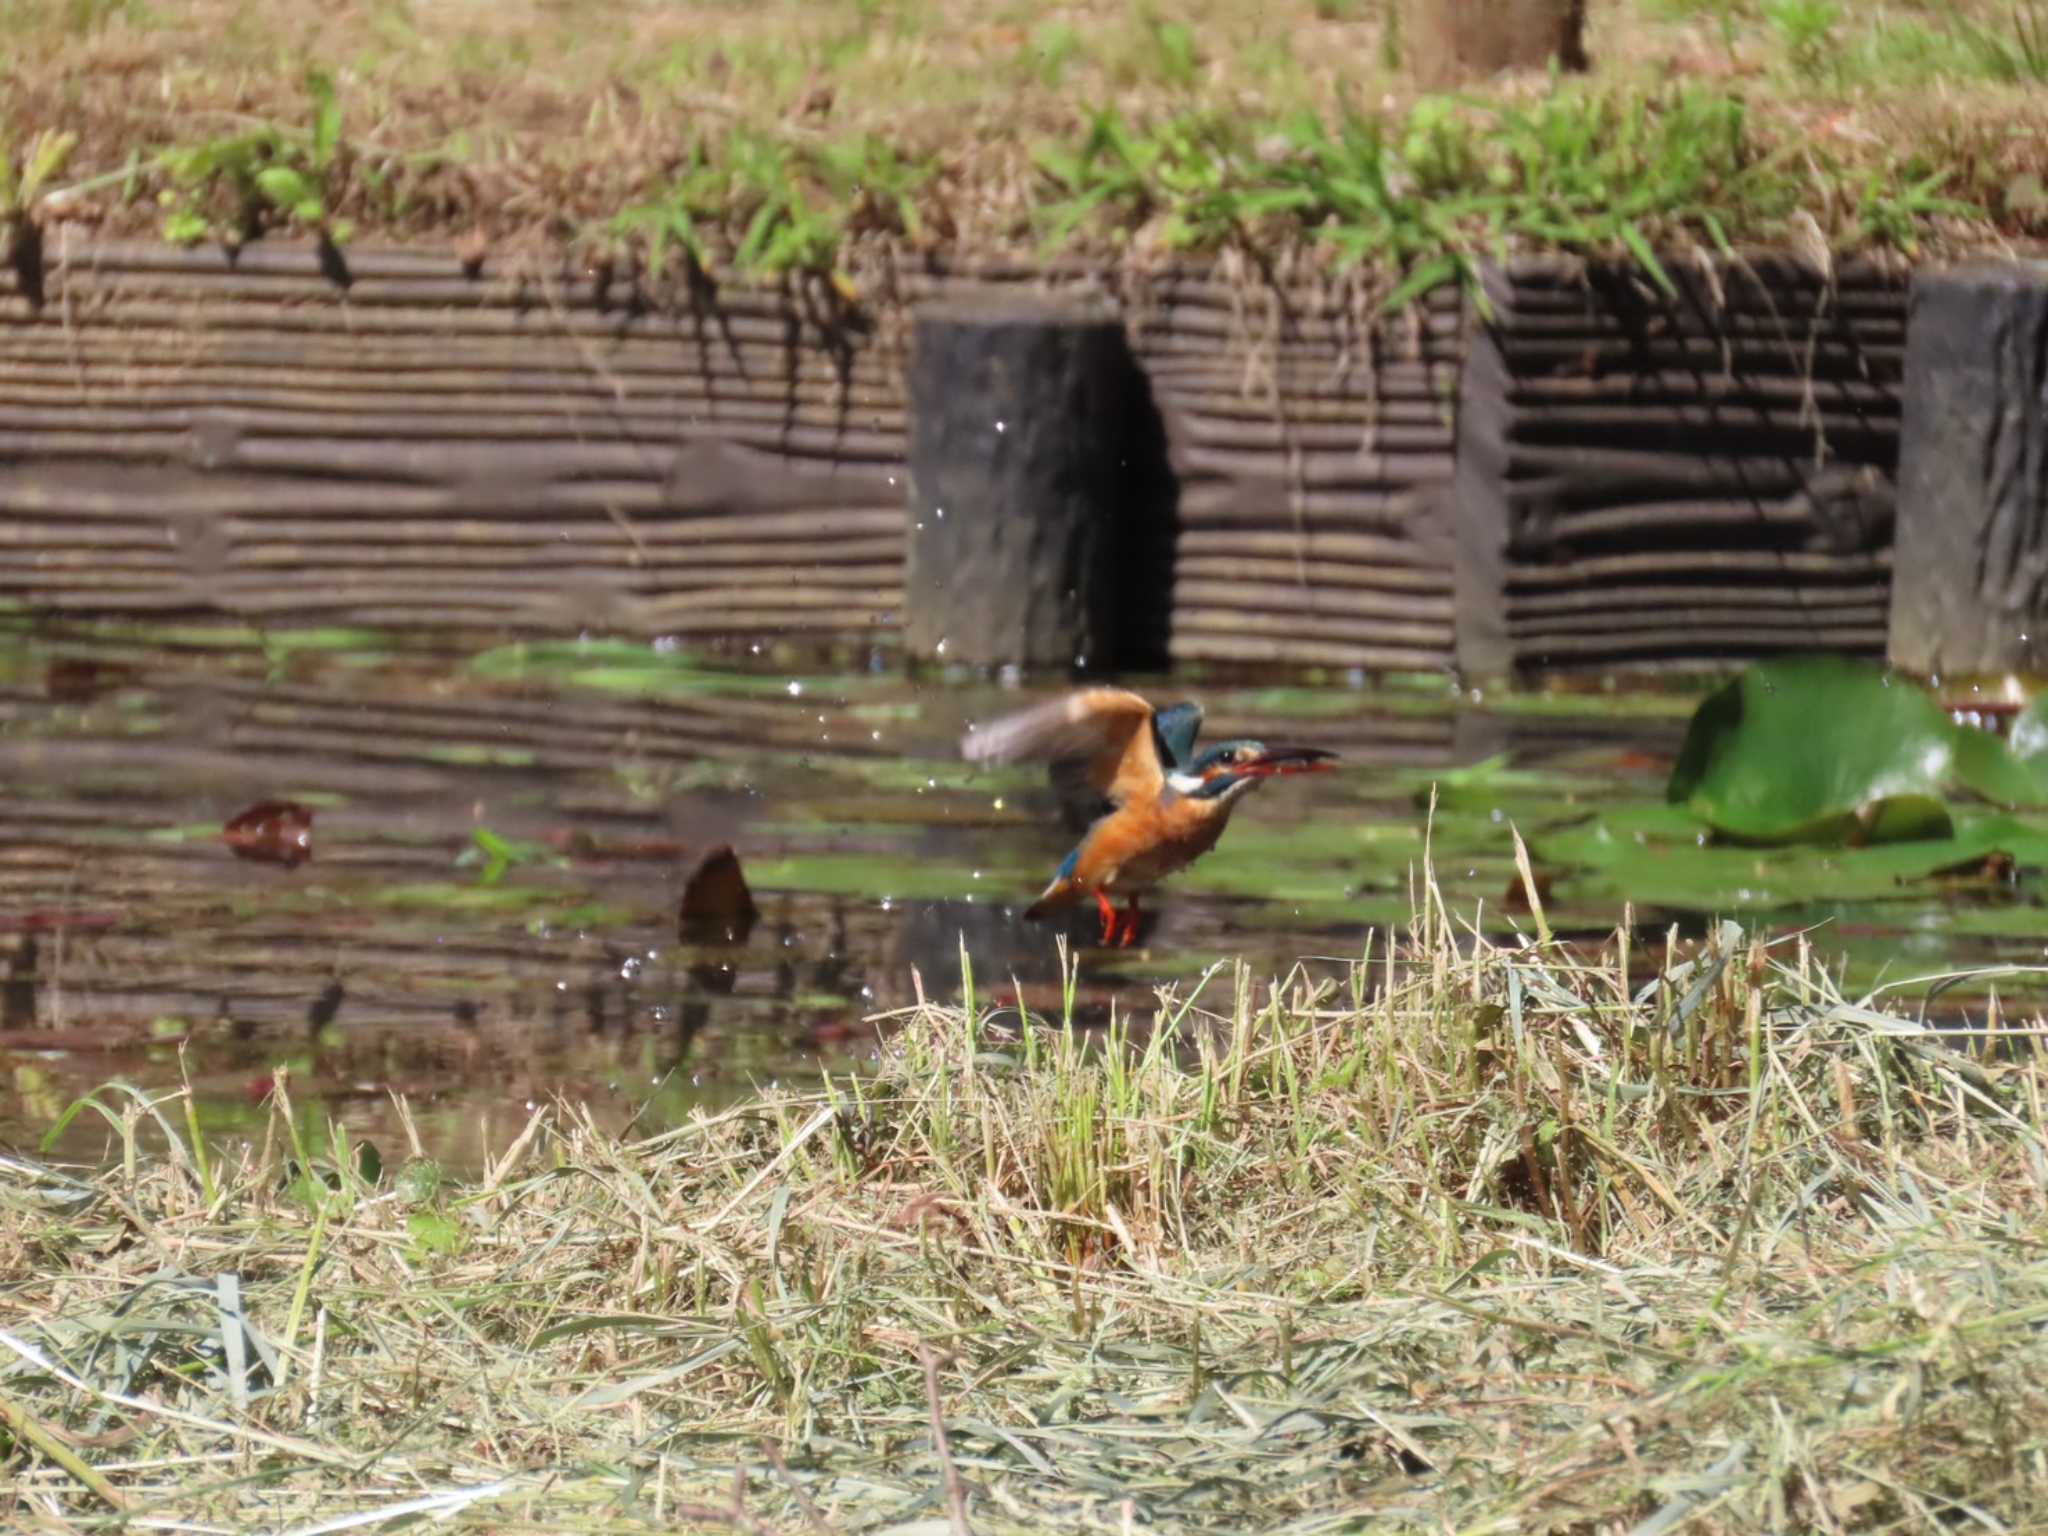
[4,623,2046,1171]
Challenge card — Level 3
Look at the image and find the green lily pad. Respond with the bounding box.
[2010,693,2048,768]
[1666,656,2048,844]
[1536,800,2048,912]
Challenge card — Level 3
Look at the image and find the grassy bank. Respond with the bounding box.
[5,870,2048,1532]
[3,2,2046,296]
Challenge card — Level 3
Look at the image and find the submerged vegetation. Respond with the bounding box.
[7,883,2048,1530]
[1,1,2044,295]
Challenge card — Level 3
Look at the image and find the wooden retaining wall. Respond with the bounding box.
[0,240,1465,671]
[1455,254,1907,673]
[1,238,1928,674]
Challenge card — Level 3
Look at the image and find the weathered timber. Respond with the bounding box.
[1455,256,1907,676]
[1890,260,2048,675]
[1408,0,1588,85]
[0,239,1465,669]
[902,296,1141,668]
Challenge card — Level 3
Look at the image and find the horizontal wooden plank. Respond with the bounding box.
[1507,548,1889,584]
[1509,623,1886,660]
[1509,581,1889,616]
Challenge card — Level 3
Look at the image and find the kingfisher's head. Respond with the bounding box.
[1168,740,1337,801]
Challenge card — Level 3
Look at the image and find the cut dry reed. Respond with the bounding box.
[5,883,2047,1533]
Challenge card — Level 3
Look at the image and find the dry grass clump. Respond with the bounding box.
[6,874,2048,1532]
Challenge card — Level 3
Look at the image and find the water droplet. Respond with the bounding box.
[654,634,680,655]
[871,729,883,741]
[992,797,1005,811]
[995,419,1007,434]
[935,638,949,657]
[934,505,946,521]
[787,680,804,697]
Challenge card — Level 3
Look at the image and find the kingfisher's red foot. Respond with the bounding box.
[1093,889,1119,947]
[1116,898,1142,949]
[1088,891,1144,948]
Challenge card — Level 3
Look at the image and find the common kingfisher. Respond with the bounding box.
[962,688,1336,948]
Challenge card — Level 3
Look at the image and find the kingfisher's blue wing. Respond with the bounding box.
[961,688,1194,834]
[1151,702,1204,769]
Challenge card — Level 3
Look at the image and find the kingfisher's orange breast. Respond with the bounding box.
[1071,793,1236,894]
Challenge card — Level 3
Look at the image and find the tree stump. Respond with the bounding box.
[904,296,1137,670]
[1890,260,2048,677]
[1406,0,1588,87]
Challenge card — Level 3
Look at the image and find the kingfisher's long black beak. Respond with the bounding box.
[1238,745,1338,780]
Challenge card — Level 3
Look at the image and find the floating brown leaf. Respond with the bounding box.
[224,800,315,869]
[1908,850,2019,888]
[1502,866,1557,914]
[679,844,759,943]
[45,657,134,703]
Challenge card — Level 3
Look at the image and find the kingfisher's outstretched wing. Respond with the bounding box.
[961,689,1204,823]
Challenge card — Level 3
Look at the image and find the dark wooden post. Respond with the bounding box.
[904,296,1135,670]
[1407,0,1588,87]
[1890,260,2048,677]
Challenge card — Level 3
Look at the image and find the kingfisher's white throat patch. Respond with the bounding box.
[1167,771,1206,795]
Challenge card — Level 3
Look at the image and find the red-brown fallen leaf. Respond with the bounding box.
[807,1018,871,1046]
[45,657,136,703]
[679,844,759,943]
[224,800,314,869]
[542,828,690,861]
[0,910,122,933]
[1908,850,2020,887]
[1503,867,1558,914]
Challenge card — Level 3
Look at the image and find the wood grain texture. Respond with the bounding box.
[1454,255,1906,675]
[1890,261,2048,676]
[0,239,1468,668]
[2,240,1914,674]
